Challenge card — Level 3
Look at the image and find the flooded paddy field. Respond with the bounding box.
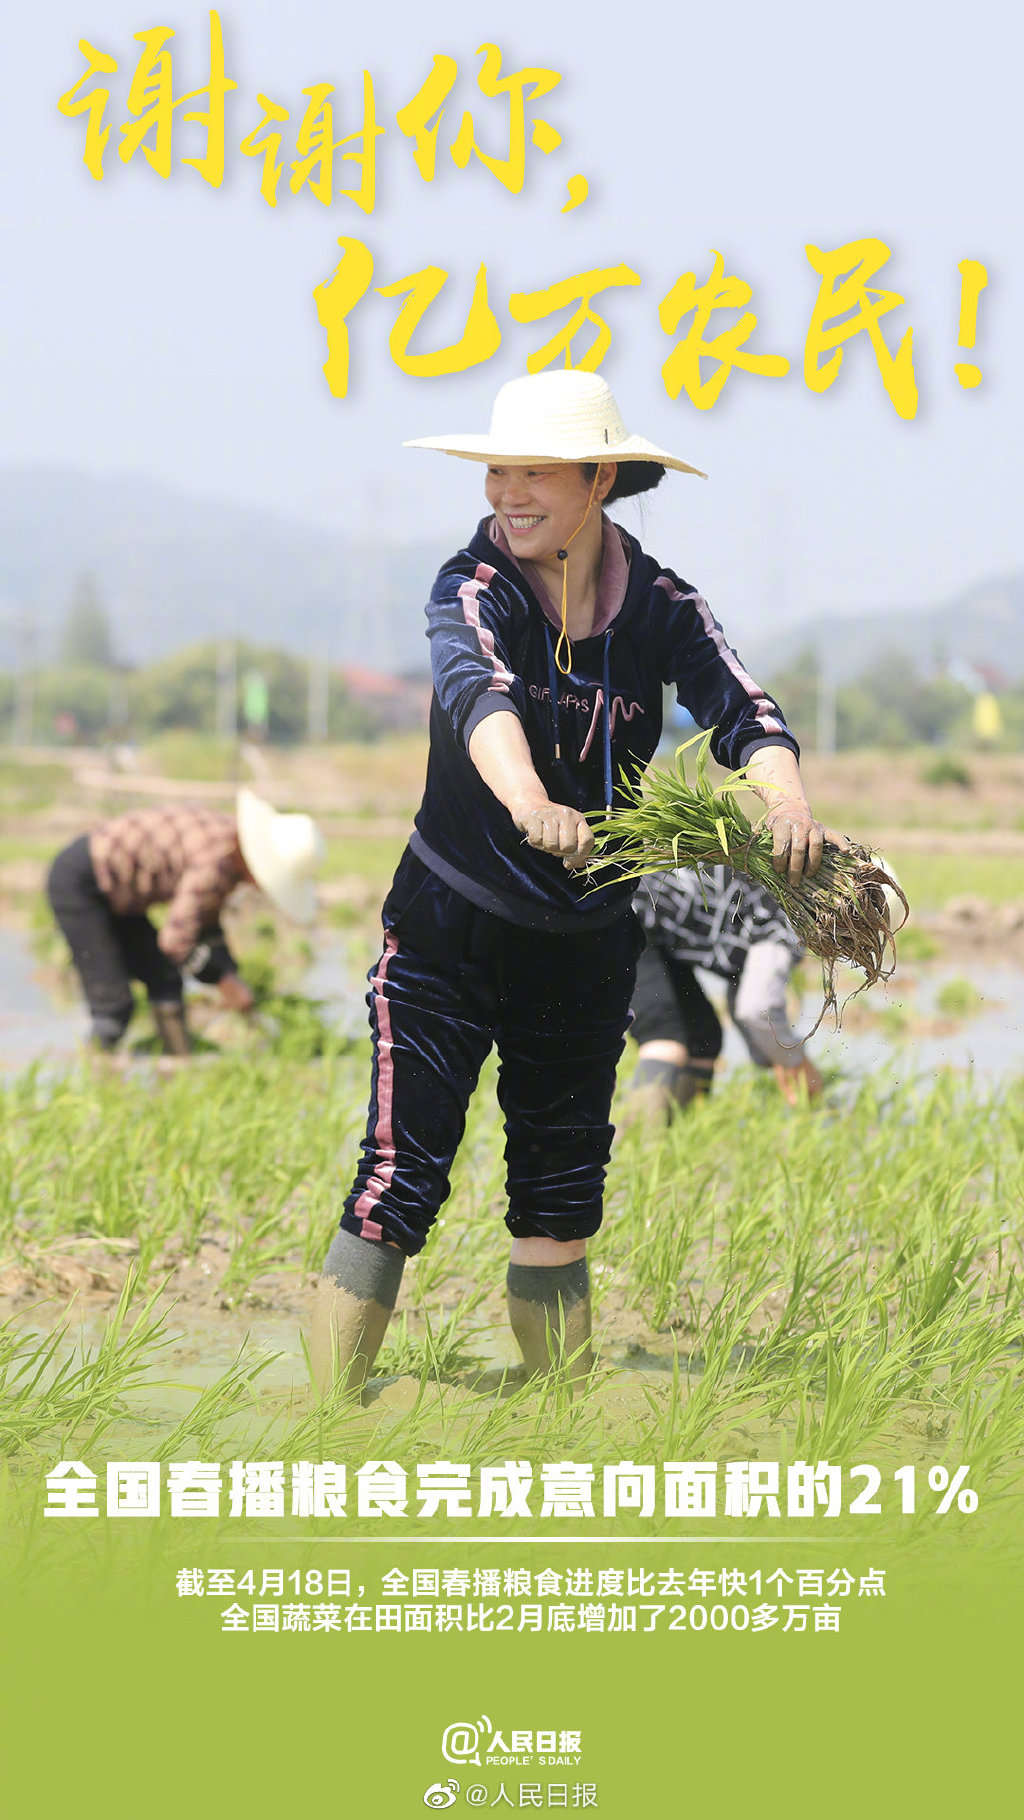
[1,742,1023,1514]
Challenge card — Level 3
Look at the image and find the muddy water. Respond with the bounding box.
[7,1293,679,1438]
[299,933,369,1036]
[4,921,1024,1083]
[0,927,79,1068]
[787,962,1024,1085]
[308,942,1024,1087]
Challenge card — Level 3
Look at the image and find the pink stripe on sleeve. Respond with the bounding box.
[458,563,515,693]
[656,576,786,737]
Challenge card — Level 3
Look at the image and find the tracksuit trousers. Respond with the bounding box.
[339,849,644,1256]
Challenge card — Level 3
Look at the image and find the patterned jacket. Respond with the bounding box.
[89,807,245,969]
[633,865,804,979]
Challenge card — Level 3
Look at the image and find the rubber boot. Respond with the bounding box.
[675,1060,714,1109]
[506,1259,593,1388]
[311,1229,405,1400]
[628,1057,714,1124]
[625,1057,683,1125]
[86,1008,132,1053]
[151,1001,191,1057]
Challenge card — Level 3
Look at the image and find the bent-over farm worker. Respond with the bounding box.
[630,863,822,1115]
[312,369,837,1395]
[46,789,324,1056]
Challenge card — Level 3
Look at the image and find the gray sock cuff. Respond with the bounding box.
[507,1259,589,1308]
[322,1228,405,1308]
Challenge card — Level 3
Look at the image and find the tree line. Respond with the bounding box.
[0,578,401,744]
[3,577,1019,751]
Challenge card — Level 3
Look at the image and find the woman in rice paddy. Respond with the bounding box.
[312,370,830,1394]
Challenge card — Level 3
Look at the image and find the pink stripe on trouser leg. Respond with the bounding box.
[353,933,399,1240]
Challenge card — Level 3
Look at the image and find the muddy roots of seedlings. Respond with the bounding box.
[586,730,909,1028]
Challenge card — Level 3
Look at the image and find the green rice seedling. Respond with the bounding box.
[377,1290,491,1382]
[625,1199,697,1330]
[150,1342,283,1461]
[936,978,985,1019]
[920,753,974,790]
[523,1364,605,1454]
[765,1243,863,1346]
[219,1203,305,1303]
[273,1363,378,1461]
[661,1279,783,1452]
[874,1003,911,1037]
[0,1275,173,1457]
[250,992,347,1061]
[420,1302,489,1381]
[587,729,907,1016]
[792,1313,960,1460]
[405,1235,461,1304]
[897,925,940,963]
[375,1311,423,1378]
[955,1365,1024,1491]
[893,1225,978,1333]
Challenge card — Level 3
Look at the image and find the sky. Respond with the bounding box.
[4,0,1022,641]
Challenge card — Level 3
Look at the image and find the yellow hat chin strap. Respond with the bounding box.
[554,465,604,676]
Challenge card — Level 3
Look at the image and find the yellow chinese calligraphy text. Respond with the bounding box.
[659,251,790,408]
[240,94,290,207]
[290,74,382,213]
[396,56,458,181]
[804,239,918,419]
[376,265,501,377]
[314,237,376,398]
[451,43,562,193]
[119,10,236,186]
[509,266,642,372]
[57,40,118,181]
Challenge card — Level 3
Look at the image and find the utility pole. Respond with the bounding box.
[216,640,237,741]
[816,639,837,755]
[308,650,329,743]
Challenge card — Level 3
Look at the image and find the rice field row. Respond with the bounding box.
[2,1053,1022,1520]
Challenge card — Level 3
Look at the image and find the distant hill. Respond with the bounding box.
[0,466,446,674]
[745,574,1024,686]
[2,466,1022,687]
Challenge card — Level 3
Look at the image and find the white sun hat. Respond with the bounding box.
[404,370,707,476]
[236,788,326,926]
[869,853,908,930]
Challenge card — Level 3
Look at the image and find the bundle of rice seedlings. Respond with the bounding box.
[587,730,908,1022]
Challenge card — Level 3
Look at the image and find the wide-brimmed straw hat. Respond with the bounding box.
[404,371,706,477]
[869,852,908,930]
[236,788,325,926]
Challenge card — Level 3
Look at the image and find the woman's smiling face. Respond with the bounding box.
[484,462,615,562]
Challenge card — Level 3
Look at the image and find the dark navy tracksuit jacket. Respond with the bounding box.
[410,517,798,930]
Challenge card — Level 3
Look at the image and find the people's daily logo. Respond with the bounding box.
[442,1718,583,1767]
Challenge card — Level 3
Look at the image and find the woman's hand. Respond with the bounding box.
[468,715,593,868]
[745,746,846,885]
[511,798,594,871]
[763,799,824,884]
[763,800,849,885]
[217,972,255,1014]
